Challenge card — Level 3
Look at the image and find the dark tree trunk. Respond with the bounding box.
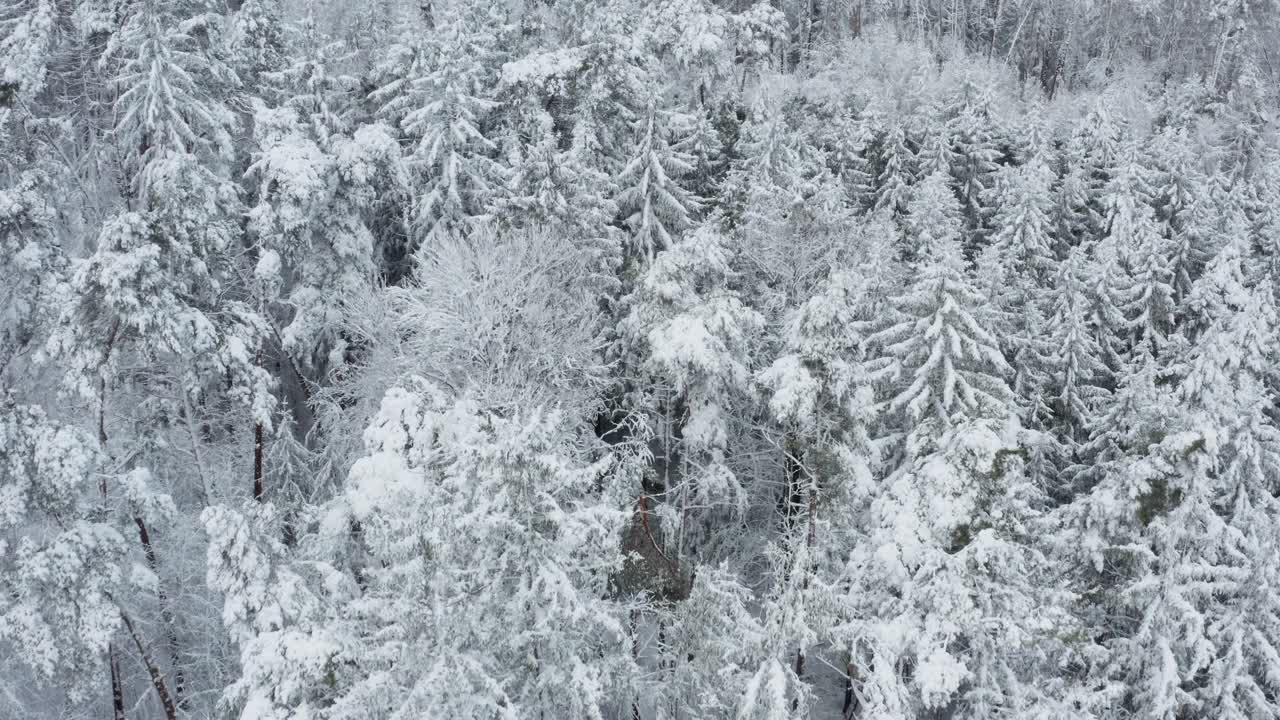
[253,420,265,500]
[781,434,805,526]
[253,346,266,502]
[98,318,121,451]
[120,610,178,720]
[110,643,125,720]
[842,665,856,717]
[132,515,185,709]
[630,608,642,720]
[783,434,818,710]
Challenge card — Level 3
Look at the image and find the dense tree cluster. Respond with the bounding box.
[4,1,1280,718]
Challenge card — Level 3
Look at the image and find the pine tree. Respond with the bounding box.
[1061,103,1127,246]
[853,164,1074,715]
[987,160,1059,291]
[230,0,285,86]
[0,171,60,371]
[202,500,345,719]
[1104,143,1175,353]
[496,100,624,309]
[41,6,271,715]
[735,538,827,719]
[0,0,59,100]
[245,101,403,371]
[758,268,879,703]
[0,399,125,704]
[946,79,1003,248]
[1045,247,1111,447]
[873,119,915,217]
[620,223,763,554]
[320,383,638,719]
[818,106,876,210]
[721,106,795,229]
[390,3,507,242]
[1072,103,1126,197]
[47,0,274,480]
[980,159,1059,421]
[843,413,1077,717]
[654,566,786,717]
[675,106,728,203]
[1173,246,1280,718]
[914,123,956,179]
[1149,128,1216,303]
[733,106,854,330]
[559,3,652,180]
[616,103,702,261]
[1072,243,1280,716]
[268,18,353,141]
[760,270,876,469]
[638,0,732,95]
[1053,156,1099,254]
[871,170,1013,432]
[1077,232,1131,377]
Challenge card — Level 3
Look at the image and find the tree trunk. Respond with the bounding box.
[787,435,818,710]
[781,434,805,527]
[120,609,178,720]
[98,318,121,450]
[98,321,184,712]
[253,346,266,502]
[180,390,212,505]
[842,657,859,718]
[110,643,125,720]
[99,327,127,720]
[989,0,1004,57]
[630,608,642,720]
[133,515,184,710]
[795,477,818,679]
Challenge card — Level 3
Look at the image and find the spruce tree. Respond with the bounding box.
[980,159,1059,422]
[871,170,1013,431]
[616,103,702,261]
[391,3,507,242]
[873,120,915,218]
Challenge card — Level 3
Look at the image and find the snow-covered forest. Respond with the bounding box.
[4,0,1280,718]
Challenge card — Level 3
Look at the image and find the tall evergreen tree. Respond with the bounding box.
[1045,246,1112,448]
[1071,236,1280,716]
[616,103,702,261]
[620,223,763,553]
[871,170,1013,432]
[979,158,1059,421]
[1104,143,1175,354]
[386,3,507,243]
[0,399,125,709]
[873,120,915,218]
[947,79,1003,249]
